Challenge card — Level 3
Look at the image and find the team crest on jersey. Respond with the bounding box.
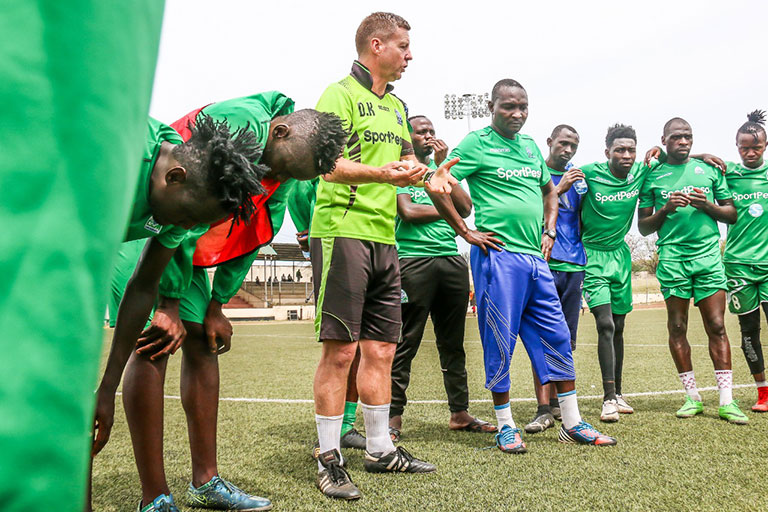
[144,216,162,234]
[694,166,704,175]
[395,109,403,126]
[749,203,764,217]
[526,147,533,158]
[627,173,635,183]
[400,289,409,304]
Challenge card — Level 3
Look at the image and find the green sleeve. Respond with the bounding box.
[288,179,317,232]
[158,225,208,298]
[537,146,551,186]
[316,83,354,126]
[211,254,255,304]
[448,132,482,181]
[155,225,189,249]
[638,175,655,208]
[713,165,732,200]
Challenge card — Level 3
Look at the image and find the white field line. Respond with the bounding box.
[116,384,754,405]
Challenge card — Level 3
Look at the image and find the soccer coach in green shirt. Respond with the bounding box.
[310,12,458,500]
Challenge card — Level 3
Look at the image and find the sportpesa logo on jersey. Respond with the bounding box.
[660,185,711,199]
[364,129,403,145]
[595,190,640,203]
[733,191,768,202]
[410,189,429,200]
[496,167,542,180]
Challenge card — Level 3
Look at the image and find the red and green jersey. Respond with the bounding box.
[123,118,189,249]
[639,159,732,260]
[396,158,459,258]
[580,161,652,250]
[449,127,551,257]
[311,61,413,245]
[723,160,768,264]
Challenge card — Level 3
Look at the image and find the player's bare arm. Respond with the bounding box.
[323,157,426,186]
[136,296,186,358]
[637,193,690,235]
[541,180,558,260]
[427,188,503,255]
[93,238,178,455]
[555,167,585,196]
[644,146,727,173]
[204,298,233,354]
[689,193,737,223]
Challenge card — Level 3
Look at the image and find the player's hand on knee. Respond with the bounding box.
[204,300,233,354]
[92,387,115,456]
[136,308,186,360]
[462,230,503,255]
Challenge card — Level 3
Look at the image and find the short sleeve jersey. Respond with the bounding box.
[123,117,189,248]
[395,159,459,258]
[639,159,732,260]
[449,127,551,256]
[723,160,768,263]
[311,61,413,245]
[581,161,651,250]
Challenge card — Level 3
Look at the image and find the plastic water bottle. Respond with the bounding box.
[566,162,588,195]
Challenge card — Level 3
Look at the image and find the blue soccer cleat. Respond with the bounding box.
[495,424,527,454]
[558,421,617,446]
[187,475,272,511]
[138,493,179,512]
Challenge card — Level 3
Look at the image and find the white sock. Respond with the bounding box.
[361,402,395,455]
[493,402,516,430]
[557,391,582,429]
[715,370,733,406]
[315,413,343,472]
[756,381,768,388]
[678,371,702,401]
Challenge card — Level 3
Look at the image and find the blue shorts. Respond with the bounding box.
[551,269,584,349]
[471,248,575,392]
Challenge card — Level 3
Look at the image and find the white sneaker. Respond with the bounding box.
[600,400,619,422]
[615,394,634,414]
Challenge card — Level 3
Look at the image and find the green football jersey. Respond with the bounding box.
[123,117,189,249]
[723,160,768,263]
[311,61,413,245]
[449,127,551,257]
[289,177,319,233]
[581,161,652,250]
[396,158,459,258]
[639,159,732,260]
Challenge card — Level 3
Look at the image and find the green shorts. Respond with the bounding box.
[657,252,727,304]
[179,267,211,324]
[108,239,153,329]
[724,262,768,315]
[582,244,633,315]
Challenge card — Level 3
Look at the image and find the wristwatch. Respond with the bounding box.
[544,229,557,240]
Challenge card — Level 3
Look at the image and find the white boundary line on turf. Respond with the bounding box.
[116,383,754,405]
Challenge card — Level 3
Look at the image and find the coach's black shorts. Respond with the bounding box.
[311,237,401,343]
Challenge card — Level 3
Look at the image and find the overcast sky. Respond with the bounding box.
[149,0,767,246]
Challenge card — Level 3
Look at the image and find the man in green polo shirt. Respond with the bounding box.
[310,12,459,501]
[638,117,747,424]
[388,114,496,440]
[98,93,347,512]
[721,110,768,412]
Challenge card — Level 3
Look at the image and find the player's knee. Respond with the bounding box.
[321,341,358,369]
[706,319,727,339]
[668,321,687,340]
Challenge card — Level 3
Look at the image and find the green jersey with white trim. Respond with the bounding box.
[396,158,459,258]
[581,161,652,250]
[723,160,768,263]
[449,127,551,257]
[311,61,413,245]
[639,159,732,260]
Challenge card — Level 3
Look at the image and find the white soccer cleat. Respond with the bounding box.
[600,399,619,423]
[615,394,634,414]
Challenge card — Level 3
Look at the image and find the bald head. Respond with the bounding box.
[663,117,690,137]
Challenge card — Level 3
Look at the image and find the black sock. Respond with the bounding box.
[536,404,552,416]
[549,398,559,408]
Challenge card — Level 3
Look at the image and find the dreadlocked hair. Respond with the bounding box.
[173,112,267,224]
[605,123,636,148]
[289,109,348,175]
[737,109,767,143]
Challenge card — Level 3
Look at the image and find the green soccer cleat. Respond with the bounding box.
[718,400,749,425]
[676,395,703,418]
[138,494,179,512]
[187,476,272,511]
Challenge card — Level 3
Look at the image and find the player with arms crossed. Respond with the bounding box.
[430,78,616,455]
[638,117,747,424]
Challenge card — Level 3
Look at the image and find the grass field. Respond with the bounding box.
[93,308,768,512]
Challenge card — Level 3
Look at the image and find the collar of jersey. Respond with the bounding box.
[350,60,394,98]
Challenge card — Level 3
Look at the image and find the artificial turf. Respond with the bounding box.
[93,308,768,511]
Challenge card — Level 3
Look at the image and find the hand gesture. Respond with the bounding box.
[92,387,115,456]
[381,161,427,187]
[462,230,504,255]
[644,146,662,166]
[427,138,449,166]
[688,187,709,209]
[136,307,186,360]
[662,191,690,213]
[425,157,460,194]
[204,301,233,355]
[556,168,585,195]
